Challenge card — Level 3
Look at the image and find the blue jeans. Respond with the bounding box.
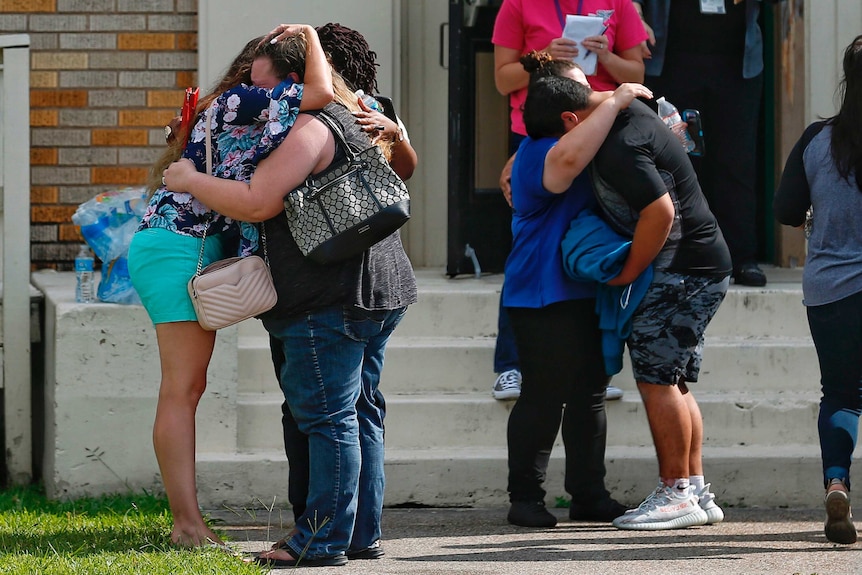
[808,290,862,489]
[494,288,520,373]
[494,132,526,374]
[264,305,406,558]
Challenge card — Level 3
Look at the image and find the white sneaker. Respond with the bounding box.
[613,484,708,530]
[604,385,624,400]
[697,483,724,524]
[492,369,521,400]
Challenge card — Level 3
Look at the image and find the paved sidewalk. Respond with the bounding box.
[210,506,862,574]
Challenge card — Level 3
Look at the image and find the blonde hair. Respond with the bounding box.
[330,70,392,160]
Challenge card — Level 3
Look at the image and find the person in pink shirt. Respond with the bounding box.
[493,0,648,137]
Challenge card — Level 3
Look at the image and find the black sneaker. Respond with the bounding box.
[507,501,557,527]
[569,497,628,522]
[733,262,767,287]
[347,540,385,560]
[250,552,348,568]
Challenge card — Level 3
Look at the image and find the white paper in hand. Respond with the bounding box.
[562,14,606,75]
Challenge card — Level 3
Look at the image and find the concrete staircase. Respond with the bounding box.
[195,267,842,510]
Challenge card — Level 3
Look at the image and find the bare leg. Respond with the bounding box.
[636,382,691,484]
[153,321,223,547]
[680,383,704,477]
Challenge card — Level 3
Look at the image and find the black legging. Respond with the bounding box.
[507,299,611,504]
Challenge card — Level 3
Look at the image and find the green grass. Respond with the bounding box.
[0,485,262,575]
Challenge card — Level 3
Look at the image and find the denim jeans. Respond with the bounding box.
[494,288,520,373]
[268,335,311,520]
[807,290,862,489]
[494,132,526,374]
[264,304,406,558]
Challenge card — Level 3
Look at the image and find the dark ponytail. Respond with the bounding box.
[830,35,862,191]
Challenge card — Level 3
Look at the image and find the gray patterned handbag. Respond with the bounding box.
[283,109,410,264]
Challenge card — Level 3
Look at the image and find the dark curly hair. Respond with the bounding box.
[316,22,378,95]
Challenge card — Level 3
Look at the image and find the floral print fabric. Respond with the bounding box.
[139,80,303,256]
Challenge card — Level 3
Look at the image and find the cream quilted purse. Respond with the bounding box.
[186,106,277,330]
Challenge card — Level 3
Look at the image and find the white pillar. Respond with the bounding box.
[0,34,32,484]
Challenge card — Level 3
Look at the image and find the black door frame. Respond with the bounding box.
[446,0,509,277]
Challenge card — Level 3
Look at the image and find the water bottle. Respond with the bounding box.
[75,244,96,303]
[355,89,384,113]
[656,96,695,153]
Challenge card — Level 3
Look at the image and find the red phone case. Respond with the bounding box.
[181,87,199,149]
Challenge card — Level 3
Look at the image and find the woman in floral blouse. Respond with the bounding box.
[127,25,333,547]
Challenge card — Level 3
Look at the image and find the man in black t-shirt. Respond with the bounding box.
[564,94,732,530]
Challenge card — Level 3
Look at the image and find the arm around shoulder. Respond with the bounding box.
[163,113,334,222]
[297,25,334,110]
[543,84,653,193]
[247,113,335,214]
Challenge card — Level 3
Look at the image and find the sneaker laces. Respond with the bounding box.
[632,484,676,513]
[495,370,521,391]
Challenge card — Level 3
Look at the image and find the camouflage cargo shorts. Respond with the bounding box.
[628,271,730,386]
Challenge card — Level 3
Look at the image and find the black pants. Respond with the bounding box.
[507,299,610,503]
[270,334,310,520]
[648,52,763,268]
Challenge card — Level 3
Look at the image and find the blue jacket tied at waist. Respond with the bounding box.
[561,209,654,376]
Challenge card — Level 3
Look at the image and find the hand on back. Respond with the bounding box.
[609,83,653,109]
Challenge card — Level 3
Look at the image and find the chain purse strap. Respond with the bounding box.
[194,104,270,276]
[194,105,216,276]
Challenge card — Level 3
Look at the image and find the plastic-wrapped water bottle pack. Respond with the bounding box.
[71,187,148,304]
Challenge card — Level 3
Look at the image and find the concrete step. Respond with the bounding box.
[196,443,850,509]
[233,391,822,452]
[223,266,819,513]
[235,268,809,341]
[35,268,824,511]
[238,334,819,395]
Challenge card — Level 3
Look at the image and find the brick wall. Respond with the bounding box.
[0,0,198,269]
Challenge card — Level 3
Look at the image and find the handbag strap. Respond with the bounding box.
[194,103,271,275]
[259,222,270,265]
[204,104,214,176]
[194,220,271,277]
[314,109,359,163]
[195,106,216,277]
